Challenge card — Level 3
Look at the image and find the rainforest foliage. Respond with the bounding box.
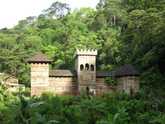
[0,88,165,124]
[0,0,165,123]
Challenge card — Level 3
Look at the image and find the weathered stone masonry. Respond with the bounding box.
[28,49,139,96]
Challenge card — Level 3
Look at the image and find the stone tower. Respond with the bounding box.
[75,49,97,94]
[28,53,51,96]
[115,64,140,95]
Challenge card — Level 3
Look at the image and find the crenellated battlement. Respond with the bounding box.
[76,48,97,56]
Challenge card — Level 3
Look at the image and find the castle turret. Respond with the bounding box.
[75,49,97,94]
[28,53,51,96]
[115,64,140,95]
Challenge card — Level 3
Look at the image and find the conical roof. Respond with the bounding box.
[115,64,139,77]
[28,52,52,63]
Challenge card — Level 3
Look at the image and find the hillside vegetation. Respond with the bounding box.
[0,89,164,124]
[0,0,165,123]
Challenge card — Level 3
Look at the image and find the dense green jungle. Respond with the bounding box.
[0,0,165,123]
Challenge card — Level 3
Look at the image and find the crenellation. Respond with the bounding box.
[76,48,97,56]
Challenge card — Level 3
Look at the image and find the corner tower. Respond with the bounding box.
[75,49,97,94]
[115,64,140,95]
[28,53,51,96]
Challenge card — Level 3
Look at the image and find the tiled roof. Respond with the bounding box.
[49,70,76,77]
[96,71,114,77]
[28,53,52,63]
[49,65,139,77]
[115,64,139,77]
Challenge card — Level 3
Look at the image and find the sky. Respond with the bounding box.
[0,0,99,29]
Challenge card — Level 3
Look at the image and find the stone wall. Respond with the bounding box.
[116,76,139,94]
[31,76,112,96]
[30,63,49,96]
[31,75,139,96]
[31,68,139,96]
[49,77,78,95]
[31,63,49,86]
[48,77,114,95]
[31,86,49,96]
[96,77,115,95]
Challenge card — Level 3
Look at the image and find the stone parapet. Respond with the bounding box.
[76,49,97,56]
[49,77,78,95]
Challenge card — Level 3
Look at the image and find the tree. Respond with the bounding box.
[43,1,71,18]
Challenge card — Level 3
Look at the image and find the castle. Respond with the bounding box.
[28,49,139,96]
